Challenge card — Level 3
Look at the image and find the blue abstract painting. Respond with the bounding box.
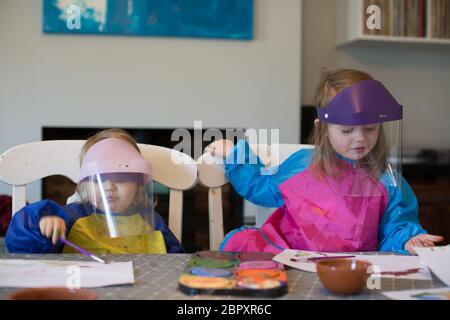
[43,0,253,40]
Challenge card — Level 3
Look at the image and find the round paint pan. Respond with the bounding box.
[195,251,237,260]
[237,252,276,261]
[235,269,288,282]
[236,278,282,290]
[187,258,237,269]
[238,260,284,270]
[179,274,235,290]
[188,266,233,278]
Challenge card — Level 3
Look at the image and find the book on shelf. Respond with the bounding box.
[362,0,446,38]
[431,0,450,38]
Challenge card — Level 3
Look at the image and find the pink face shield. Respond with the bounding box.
[76,138,155,237]
[79,138,152,183]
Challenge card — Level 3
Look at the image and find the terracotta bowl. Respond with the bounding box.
[8,287,97,300]
[316,259,372,295]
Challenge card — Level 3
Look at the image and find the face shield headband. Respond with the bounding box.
[80,172,146,185]
[317,80,403,125]
[78,138,152,184]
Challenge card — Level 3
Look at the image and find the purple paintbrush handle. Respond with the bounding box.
[60,237,91,256]
[307,255,356,262]
[59,237,106,263]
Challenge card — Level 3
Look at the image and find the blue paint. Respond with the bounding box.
[189,267,232,278]
[43,0,253,40]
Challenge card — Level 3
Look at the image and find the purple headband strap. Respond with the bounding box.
[317,80,403,126]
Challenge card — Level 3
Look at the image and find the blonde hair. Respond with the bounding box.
[80,128,139,165]
[311,68,387,179]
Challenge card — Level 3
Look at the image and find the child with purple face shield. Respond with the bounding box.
[206,69,443,255]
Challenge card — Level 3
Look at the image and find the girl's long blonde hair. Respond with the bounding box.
[311,69,388,179]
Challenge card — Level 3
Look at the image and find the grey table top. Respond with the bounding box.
[0,253,446,300]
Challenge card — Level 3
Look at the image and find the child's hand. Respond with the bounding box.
[39,216,66,245]
[404,234,444,255]
[204,139,234,159]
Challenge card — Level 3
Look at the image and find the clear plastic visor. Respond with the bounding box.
[75,171,154,239]
[318,119,402,196]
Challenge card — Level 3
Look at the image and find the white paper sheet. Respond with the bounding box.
[382,287,450,300]
[415,245,450,286]
[273,249,432,280]
[354,255,432,280]
[0,259,134,288]
[273,249,359,273]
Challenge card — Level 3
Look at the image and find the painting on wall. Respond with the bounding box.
[43,0,253,40]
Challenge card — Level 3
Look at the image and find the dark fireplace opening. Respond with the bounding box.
[42,127,244,253]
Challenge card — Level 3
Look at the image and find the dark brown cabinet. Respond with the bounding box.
[412,182,450,246]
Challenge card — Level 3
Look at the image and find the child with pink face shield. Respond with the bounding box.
[6,129,183,254]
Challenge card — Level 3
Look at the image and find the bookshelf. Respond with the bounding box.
[336,0,450,47]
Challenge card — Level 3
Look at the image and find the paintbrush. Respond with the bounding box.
[290,255,356,262]
[59,237,107,264]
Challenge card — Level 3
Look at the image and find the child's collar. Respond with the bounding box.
[335,152,357,166]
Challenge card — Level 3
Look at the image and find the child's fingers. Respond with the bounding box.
[205,143,218,153]
[52,222,59,245]
[39,219,47,235]
[59,220,66,240]
[51,219,67,244]
[422,240,435,247]
[415,237,434,247]
[204,146,214,155]
[411,237,427,248]
[411,234,443,248]
[44,220,54,238]
[420,234,444,243]
[52,219,63,244]
[60,222,66,239]
[405,241,417,254]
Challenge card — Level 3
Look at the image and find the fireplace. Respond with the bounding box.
[42,127,244,253]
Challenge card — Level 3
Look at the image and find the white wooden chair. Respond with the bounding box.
[196,143,314,250]
[0,140,198,242]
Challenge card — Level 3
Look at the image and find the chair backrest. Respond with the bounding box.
[196,143,314,250]
[0,140,197,242]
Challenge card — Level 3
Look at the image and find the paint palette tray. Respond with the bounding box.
[178,251,288,297]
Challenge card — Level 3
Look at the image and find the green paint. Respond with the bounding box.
[187,258,236,269]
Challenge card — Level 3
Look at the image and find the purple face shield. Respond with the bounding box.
[317,80,403,125]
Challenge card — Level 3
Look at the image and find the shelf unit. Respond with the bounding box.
[336,0,450,47]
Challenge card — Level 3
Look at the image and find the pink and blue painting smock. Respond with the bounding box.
[220,80,426,255]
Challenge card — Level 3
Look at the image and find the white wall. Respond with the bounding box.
[0,0,302,202]
[302,0,450,150]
